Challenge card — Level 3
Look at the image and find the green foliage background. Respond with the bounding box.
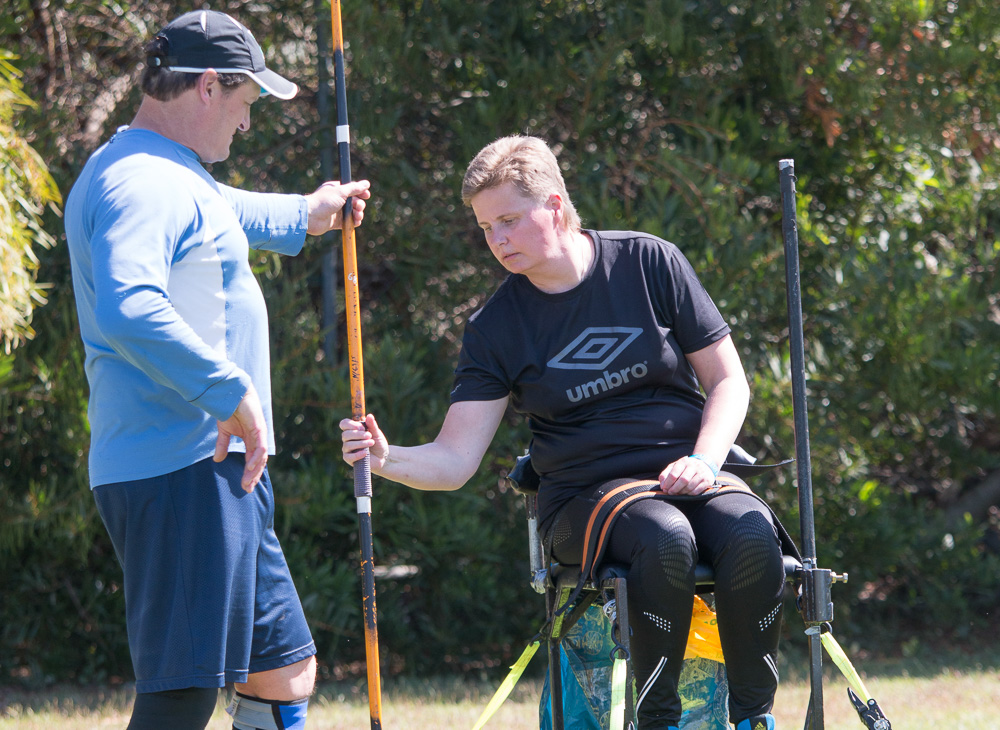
[2,0,999,687]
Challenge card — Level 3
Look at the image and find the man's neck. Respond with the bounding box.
[130,96,202,159]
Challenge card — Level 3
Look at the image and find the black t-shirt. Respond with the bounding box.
[450,230,731,529]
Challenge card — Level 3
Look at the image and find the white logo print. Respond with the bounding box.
[550,327,648,403]
[565,361,649,402]
[547,327,642,370]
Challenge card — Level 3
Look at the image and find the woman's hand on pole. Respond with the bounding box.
[341,413,388,469]
[338,399,508,492]
[305,179,372,235]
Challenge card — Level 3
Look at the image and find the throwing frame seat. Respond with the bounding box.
[503,450,805,730]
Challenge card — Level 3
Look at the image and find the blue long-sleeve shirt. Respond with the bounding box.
[65,127,308,486]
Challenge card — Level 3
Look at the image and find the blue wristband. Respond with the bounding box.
[689,453,720,477]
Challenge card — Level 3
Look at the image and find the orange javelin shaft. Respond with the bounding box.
[330,1,383,727]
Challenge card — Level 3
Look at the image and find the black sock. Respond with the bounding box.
[127,687,219,730]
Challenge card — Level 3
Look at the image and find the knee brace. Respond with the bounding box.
[227,692,308,730]
[127,687,218,730]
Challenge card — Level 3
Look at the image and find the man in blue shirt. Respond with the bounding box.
[64,10,370,729]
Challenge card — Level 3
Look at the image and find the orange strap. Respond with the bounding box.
[590,488,659,580]
[556,474,754,615]
[580,480,657,581]
[583,475,752,581]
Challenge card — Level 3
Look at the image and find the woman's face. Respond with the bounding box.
[470,182,563,279]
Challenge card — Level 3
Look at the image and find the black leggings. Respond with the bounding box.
[127,687,219,730]
[547,482,786,729]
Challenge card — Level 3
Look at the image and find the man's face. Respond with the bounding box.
[199,77,260,163]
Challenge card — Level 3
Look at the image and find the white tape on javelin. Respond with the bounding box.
[356,496,371,514]
[336,125,350,144]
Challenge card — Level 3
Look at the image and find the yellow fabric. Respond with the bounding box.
[820,631,873,702]
[470,640,540,730]
[609,655,627,730]
[684,595,725,663]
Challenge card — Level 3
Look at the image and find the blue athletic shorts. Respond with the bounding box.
[94,454,316,694]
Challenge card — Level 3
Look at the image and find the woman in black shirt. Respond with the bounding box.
[342,135,784,730]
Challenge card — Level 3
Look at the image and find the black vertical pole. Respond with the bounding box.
[778,159,827,730]
[778,160,819,563]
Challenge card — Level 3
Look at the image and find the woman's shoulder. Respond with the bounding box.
[590,230,689,271]
[591,229,682,255]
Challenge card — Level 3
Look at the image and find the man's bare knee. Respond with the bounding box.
[237,655,316,701]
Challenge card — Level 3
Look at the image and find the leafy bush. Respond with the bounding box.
[3,0,998,686]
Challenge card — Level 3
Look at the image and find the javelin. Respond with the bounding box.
[330,1,383,726]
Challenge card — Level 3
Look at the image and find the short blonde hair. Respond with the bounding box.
[461,135,581,231]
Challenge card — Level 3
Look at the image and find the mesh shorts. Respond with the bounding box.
[94,455,316,693]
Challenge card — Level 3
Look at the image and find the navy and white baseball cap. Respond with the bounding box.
[148,9,298,100]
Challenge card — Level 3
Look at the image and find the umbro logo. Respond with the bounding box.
[551,327,648,403]
[547,327,642,370]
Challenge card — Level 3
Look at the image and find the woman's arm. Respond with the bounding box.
[340,397,509,491]
[659,334,750,495]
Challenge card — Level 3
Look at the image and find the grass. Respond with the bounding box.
[3,648,998,728]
